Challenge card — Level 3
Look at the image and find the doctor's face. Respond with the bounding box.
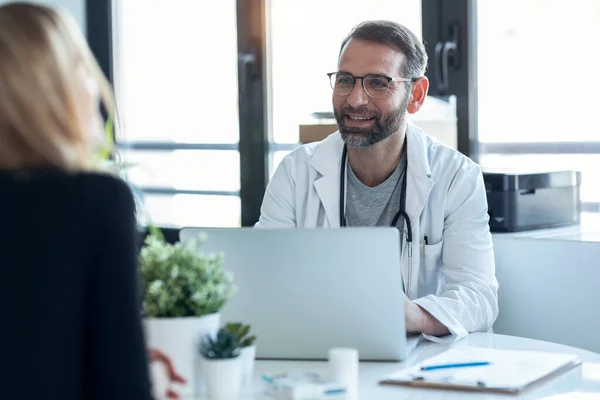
[332,39,411,148]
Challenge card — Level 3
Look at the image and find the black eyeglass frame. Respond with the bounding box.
[327,71,420,97]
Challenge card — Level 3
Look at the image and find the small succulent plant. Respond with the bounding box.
[199,327,242,359]
[224,322,257,348]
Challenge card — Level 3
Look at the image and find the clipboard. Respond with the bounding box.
[379,346,582,394]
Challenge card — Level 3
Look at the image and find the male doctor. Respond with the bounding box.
[257,20,498,342]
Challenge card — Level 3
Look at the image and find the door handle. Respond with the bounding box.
[238,52,256,70]
[434,23,460,94]
[238,52,256,95]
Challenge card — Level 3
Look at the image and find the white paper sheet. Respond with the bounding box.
[382,346,580,391]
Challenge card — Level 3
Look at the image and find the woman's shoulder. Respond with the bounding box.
[61,172,137,228]
[74,172,136,214]
[76,171,133,197]
[0,168,134,206]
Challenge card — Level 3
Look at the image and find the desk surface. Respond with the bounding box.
[195,333,600,400]
[492,212,600,243]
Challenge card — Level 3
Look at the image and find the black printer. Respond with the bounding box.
[482,170,582,232]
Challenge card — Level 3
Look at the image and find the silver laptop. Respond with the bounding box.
[179,227,410,361]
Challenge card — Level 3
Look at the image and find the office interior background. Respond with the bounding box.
[8,0,599,353]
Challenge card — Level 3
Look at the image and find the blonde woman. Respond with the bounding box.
[0,3,183,399]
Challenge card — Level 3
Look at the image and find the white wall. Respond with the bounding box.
[493,234,600,353]
[0,0,85,32]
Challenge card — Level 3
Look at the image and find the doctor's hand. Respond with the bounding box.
[403,293,450,337]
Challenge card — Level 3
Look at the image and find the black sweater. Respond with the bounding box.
[0,169,152,399]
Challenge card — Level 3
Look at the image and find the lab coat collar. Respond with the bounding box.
[309,131,345,227]
[405,123,432,178]
[404,123,435,222]
[308,129,344,178]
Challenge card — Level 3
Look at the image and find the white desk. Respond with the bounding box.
[194,333,600,399]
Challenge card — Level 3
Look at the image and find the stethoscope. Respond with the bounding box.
[339,143,413,250]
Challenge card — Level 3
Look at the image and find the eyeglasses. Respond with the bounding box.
[327,72,417,98]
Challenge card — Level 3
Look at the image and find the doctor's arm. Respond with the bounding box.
[412,163,499,343]
[255,155,297,228]
[404,294,450,336]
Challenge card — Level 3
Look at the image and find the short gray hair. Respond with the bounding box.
[339,20,428,79]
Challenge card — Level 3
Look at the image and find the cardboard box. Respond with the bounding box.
[299,120,338,144]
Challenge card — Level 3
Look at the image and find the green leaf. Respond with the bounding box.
[199,328,242,359]
[239,325,250,339]
[147,224,165,243]
[139,233,236,318]
[241,336,256,347]
[99,117,113,161]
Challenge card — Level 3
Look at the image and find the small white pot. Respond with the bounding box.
[240,345,256,389]
[145,313,220,397]
[202,357,242,399]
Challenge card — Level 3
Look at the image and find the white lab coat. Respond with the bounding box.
[257,123,499,343]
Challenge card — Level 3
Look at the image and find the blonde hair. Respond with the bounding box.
[0,2,116,171]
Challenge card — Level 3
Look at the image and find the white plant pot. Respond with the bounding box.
[145,313,220,397]
[240,345,256,390]
[202,357,242,400]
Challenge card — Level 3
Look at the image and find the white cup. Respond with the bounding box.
[328,347,359,400]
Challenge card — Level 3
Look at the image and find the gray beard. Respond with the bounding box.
[335,94,410,148]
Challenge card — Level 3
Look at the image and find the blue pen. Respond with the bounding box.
[420,361,491,371]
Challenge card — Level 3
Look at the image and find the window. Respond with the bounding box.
[109,0,456,227]
[477,0,600,209]
[111,0,242,228]
[95,0,598,229]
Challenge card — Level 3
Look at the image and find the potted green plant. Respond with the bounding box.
[224,322,257,390]
[139,231,236,397]
[199,327,243,399]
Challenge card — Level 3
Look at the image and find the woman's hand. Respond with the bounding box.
[149,348,186,399]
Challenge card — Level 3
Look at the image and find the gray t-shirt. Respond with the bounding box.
[345,155,407,234]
